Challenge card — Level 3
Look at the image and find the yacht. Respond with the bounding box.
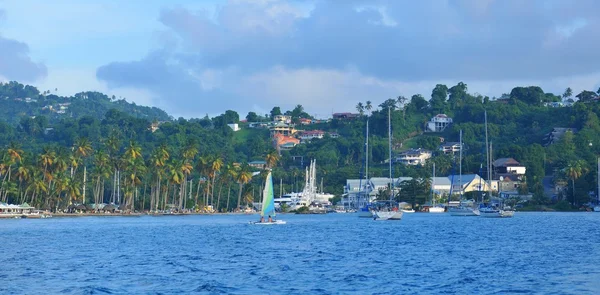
[479,205,515,218]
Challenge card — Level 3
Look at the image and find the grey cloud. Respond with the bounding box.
[0,35,47,82]
[96,0,600,116]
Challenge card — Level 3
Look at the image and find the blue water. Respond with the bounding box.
[1,213,599,294]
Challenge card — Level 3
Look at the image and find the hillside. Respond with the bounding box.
[0,81,171,125]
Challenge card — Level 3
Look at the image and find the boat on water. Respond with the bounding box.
[427,163,445,213]
[448,131,480,217]
[401,208,415,213]
[251,170,286,225]
[594,206,600,212]
[479,205,515,218]
[289,159,333,214]
[373,209,403,220]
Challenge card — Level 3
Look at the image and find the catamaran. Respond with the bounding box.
[252,170,286,225]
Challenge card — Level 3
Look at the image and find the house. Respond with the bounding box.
[248,160,267,169]
[273,115,292,124]
[272,133,300,152]
[299,118,313,125]
[227,123,241,132]
[449,174,492,194]
[395,148,432,165]
[493,158,526,176]
[426,114,453,132]
[299,130,325,142]
[269,122,297,137]
[248,122,268,128]
[439,142,462,155]
[329,132,339,139]
[332,113,359,120]
[544,127,577,146]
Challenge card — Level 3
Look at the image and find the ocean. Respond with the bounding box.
[1,212,599,294]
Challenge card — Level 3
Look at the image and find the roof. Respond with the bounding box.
[448,174,482,186]
[434,114,449,118]
[301,130,325,135]
[440,142,461,147]
[493,158,522,167]
[432,177,452,186]
[399,148,431,155]
[249,160,266,165]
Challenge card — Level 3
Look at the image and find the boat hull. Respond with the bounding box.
[480,209,514,218]
[449,207,480,216]
[594,206,600,212]
[401,209,415,213]
[251,220,287,225]
[428,207,445,213]
[373,211,403,220]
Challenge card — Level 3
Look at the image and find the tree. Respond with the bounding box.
[236,166,252,210]
[269,107,282,120]
[575,90,597,102]
[397,96,408,120]
[365,101,373,115]
[409,94,428,111]
[562,87,572,100]
[510,86,545,105]
[356,102,364,116]
[265,150,280,169]
[564,160,588,206]
[430,84,448,113]
[246,112,259,122]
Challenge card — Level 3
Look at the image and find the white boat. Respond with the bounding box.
[401,208,415,213]
[252,171,286,225]
[594,206,600,212]
[428,206,445,213]
[480,207,514,218]
[449,206,480,216]
[374,210,403,220]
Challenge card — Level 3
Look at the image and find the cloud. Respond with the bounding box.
[0,9,47,82]
[96,0,600,117]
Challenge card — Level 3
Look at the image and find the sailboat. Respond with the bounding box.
[373,106,403,220]
[252,171,286,225]
[449,130,480,216]
[594,158,600,212]
[479,111,514,218]
[357,119,374,218]
[428,162,445,213]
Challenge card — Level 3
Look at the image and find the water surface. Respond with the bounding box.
[1,212,599,294]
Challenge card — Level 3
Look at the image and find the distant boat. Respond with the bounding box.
[479,206,515,218]
[373,209,403,220]
[252,171,285,225]
[449,130,480,217]
[428,163,445,213]
[401,208,415,213]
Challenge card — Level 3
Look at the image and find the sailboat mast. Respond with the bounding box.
[459,129,463,199]
[388,106,393,201]
[484,110,490,199]
[366,119,369,182]
[489,141,493,197]
[432,162,436,205]
[597,157,599,204]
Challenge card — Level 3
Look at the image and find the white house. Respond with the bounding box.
[439,142,462,155]
[395,148,432,165]
[299,130,325,142]
[273,115,292,124]
[426,114,453,132]
[227,123,241,132]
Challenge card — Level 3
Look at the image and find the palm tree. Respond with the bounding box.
[365,101,373,115]
[223,164,237,212]
[74,138,93,204]
[123,141,144,210]
[265,150,280,169]
[565,160,588,206]
[356,102,364,116]
[149,145,169,212]
[397,95,407,121]
[210,156,223,207]
[92,150,111,209]
[236,165,252,211]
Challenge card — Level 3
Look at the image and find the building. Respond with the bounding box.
[299,130,326,142]
[332,113,359,120]
[395,148,432,165]
[272,133,300,152]
[493,158,526,193]
[273,115,292,124]
[269,122,297,137]
[449,174,492,195]
[439,142,462,155]
[248,160,267,169]
[227,123,241,132]
[426,114,453,132]
[299,118,313,125]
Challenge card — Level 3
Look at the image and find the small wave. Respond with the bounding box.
[193,281,235,294]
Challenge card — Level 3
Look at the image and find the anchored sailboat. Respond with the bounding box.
[252,171,286,225]
[449,130,480,216]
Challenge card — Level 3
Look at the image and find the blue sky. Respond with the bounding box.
[1,0,599,118]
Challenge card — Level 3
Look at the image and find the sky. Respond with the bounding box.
[1,0,600,119]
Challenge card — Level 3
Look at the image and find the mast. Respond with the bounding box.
[489,141,493,198]
[484,110,489,200]
[388,106,393,202]
[459,129,463,199]
[597,157,600,204]
[432,162,436,205]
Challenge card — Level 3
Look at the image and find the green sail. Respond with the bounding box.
[261,171,276,217]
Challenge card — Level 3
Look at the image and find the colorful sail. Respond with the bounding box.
[261,171,276,217]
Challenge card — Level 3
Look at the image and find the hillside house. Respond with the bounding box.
[426,114,453,132]
[248,161,267,169]
[332,113,359,120]
[439,142,462,155]
[299,130,325,142]
[227,123,241,132]
[272,133,300,152]
[299,118,313,125]
[269,122,297,137]
[492,158,526,193]
[395,148,432,165]
[273,115,292,124]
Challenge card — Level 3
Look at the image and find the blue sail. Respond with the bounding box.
[261,171,276,217]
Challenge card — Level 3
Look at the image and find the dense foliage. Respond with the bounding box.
[1,81,600,211]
